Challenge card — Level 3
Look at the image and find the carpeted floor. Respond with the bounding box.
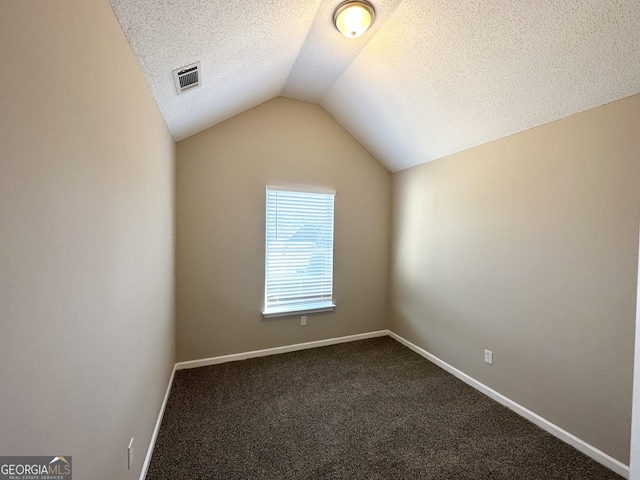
[146,336,623,479]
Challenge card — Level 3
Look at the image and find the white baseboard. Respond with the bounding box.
[175,330,389,370]
[386,330,630,479]
[139,365,176,480]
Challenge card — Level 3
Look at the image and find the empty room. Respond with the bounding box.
[1,1,639,479]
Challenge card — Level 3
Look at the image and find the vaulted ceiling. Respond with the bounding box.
[109,0,639,171]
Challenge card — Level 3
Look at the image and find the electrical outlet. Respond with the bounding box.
[301,316,307,326]
[128,438,133,470]
[484,349,493,365]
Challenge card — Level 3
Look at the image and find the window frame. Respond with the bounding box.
[262,185,336,319]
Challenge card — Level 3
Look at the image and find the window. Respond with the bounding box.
[263,186,335,318]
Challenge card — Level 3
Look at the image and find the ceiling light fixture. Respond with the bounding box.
[333,0,375,39]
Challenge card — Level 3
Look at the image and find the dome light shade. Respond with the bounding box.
[333,1,375,39]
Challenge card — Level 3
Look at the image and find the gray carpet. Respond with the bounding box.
[146,336,623,479]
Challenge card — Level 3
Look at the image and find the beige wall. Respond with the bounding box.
[391,94,640,464]
[176,97,390,361]
[0,2,175,479]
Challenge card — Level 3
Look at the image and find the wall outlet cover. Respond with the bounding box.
[484,350,493,365]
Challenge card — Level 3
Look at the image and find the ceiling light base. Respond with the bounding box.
[333,0,375,39]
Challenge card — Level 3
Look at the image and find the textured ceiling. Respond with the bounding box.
[110,0,640,171]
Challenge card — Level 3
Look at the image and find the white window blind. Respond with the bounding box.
[263,186,335,318]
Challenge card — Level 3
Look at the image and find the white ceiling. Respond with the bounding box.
[109,0,640,172]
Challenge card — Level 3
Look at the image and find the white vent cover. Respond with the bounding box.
[172,62,201,94]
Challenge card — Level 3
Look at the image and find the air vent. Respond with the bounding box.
[172,62,201,94]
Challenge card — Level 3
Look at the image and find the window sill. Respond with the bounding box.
[262,303,336,319]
